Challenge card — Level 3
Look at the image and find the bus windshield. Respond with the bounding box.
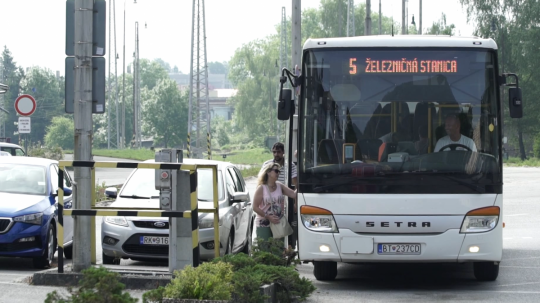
[300,48,501,194]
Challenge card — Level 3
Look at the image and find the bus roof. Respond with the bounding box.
[303,35,497,50]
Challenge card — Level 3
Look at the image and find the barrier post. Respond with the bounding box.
[57,166,65,273]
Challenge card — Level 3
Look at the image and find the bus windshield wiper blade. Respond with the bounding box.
[119,195,151,199]
[443,175,486,193]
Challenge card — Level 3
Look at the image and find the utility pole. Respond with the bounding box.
[133,21,141,148]
[114,0,120,147]
[402,0,406,34]
[121,1,126,149]
[107,0,111,149]
[347,0,355,37]
[379,0,382,34]
[187,0,211,159]
[365,0,371,36]
[73,0,93,272]
[0,60,4,139]
[419,0,422,35]
[107,0,119,149]
[279,7,288,142]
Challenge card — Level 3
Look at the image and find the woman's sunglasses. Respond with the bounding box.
[270,169,280,174]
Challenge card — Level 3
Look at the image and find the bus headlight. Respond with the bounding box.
[460,206,499,233]
[300,205,338,233]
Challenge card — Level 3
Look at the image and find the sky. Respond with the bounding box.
[0,0,476,77]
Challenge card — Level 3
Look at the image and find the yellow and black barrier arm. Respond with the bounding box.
[57,161,220,272]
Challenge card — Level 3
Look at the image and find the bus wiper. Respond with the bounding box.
[313,179,368,193]
[119,195,151,199]
[443,175,486,193]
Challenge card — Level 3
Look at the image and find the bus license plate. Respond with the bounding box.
[140,236,169,245]
[378,243,421,255]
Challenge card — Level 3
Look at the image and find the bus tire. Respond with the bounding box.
[313,261,337,281]
[473,262,499,281]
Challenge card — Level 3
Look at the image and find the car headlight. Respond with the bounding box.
[460,206,499,233]
[198,215,216,229]
[104,216,129,227]
[14,213,43,225]
[300,205,338,233]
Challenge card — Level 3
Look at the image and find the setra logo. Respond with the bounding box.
[366,221,431,227]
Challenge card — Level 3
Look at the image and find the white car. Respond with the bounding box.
[0,142,25,156]
[0,151,11,156]
[101,159,253,264]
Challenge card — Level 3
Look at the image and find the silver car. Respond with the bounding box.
[101,159,253,264]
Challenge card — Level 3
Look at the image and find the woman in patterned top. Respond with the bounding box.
[252,162,297,241]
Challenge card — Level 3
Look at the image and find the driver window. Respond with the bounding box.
[50,165,59,194]
[224,169,236,196]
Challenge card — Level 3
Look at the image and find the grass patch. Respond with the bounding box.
[240,166,262,178]
[504,156,540,167]
[69,147,273,165]
[222,148,272,165]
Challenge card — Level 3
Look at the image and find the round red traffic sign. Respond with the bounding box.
[14,94,37,116]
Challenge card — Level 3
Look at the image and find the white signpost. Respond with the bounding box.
[18,117,31,134]
[14,94,36,154]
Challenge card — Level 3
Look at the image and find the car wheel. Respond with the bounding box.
[33,225,55,269]
[313,261,338,281]
[473,262,499,281]
[63,245,73,260]
[225,231,234,255]
[241,220,253,255]
[102,252,120,265]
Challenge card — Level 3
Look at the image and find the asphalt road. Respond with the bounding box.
[1,165,540,302]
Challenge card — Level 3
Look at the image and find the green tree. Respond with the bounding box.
[142,78,188,148]
[424,13,456,35]
[154,58,171,72]
[227,0,398,143]
[140,59,169,90]
[208,61,228,74]
[45,116,74,150]
[1,46,25,144]
[19,67,66,144]
[459,0,540,159]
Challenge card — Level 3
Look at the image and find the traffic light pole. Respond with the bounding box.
[73,0,93,272]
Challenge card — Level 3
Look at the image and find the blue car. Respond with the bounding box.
[0,157,74,268]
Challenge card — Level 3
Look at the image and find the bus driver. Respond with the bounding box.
[434,113,477,152]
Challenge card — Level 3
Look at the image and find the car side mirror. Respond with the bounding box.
[105,187,118,198]
[508,87,522,118]
[53,187,72,197]
[232,192,249,203]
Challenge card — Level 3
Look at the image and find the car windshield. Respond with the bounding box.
[0,164,47,195]
[120,167,224,201]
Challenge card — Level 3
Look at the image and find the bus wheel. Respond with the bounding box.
[473,262,499,281]
[313,261,337,281]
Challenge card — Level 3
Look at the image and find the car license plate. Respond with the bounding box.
[140,236,169,245]
[377,243,421,255]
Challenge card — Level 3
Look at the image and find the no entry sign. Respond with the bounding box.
[14,94,37,116]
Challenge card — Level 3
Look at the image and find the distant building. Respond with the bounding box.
[168,72,236,121]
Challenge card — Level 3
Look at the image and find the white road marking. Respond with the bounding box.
[497,281,540,287]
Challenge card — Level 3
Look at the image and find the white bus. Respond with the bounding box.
[277,36,522,281]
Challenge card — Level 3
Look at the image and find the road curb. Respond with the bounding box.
[32,266,172,290]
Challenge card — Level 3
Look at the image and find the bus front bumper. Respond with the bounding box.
[298,227,502,263]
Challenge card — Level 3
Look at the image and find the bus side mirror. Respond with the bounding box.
[508,87,522,118]
[278,88,293,120]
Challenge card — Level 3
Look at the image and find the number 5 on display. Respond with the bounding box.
[349,58,357,75]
